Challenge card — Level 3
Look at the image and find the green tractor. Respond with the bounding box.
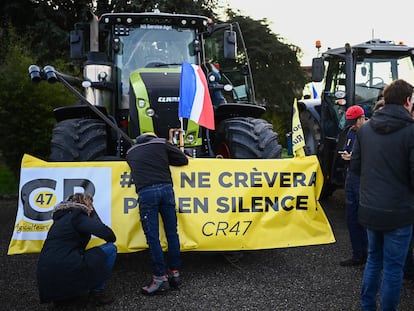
[29,11,282,161]
[298,39,414,197]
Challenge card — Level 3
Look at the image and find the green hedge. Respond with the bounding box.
[0,167,18,195]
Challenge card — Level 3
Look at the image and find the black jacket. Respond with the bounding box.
[37,202,116,303]
[126,135,189,192]
[350,104,414,231]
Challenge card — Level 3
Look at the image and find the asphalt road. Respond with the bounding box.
[1,191,413,310]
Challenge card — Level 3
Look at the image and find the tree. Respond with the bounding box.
[0,28,75,176]
[0,1,306,174]
[226,13,306,111]
[96,0,218,17]
[224,12,307,145]
[1,1,92,62]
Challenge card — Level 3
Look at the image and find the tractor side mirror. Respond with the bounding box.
[70,29,85,60]
[224,30,237,60]
[190,39,201,56]
[311,57,325,82]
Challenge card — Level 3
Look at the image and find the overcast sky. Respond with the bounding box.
[220,0,414,66]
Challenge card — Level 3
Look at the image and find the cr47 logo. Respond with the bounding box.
[20,178,95,221]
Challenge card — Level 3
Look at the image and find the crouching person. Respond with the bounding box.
[37,193,117,306]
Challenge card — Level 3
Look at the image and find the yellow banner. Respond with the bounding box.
[7,154,335,255]
[292,98,306,157]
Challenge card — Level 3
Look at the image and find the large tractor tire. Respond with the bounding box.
[299,110,321,155]
[50,118,108,161]
[213,117,282,159]
[300,110,336,199]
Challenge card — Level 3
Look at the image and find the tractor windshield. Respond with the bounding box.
[116,25,197,104]
[324,54,414,130]
[355,56,414,108]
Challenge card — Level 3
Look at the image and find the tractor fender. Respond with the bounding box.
[214,103,265,123]
[53,105,108,122]
[297,98,321,126]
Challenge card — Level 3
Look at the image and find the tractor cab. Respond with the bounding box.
[301,39,414,197]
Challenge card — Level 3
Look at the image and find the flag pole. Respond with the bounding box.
[179,117,185,152]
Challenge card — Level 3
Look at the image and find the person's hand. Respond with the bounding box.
[341,151,352,161]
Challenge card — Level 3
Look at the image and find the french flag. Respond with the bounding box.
[179,62,215,130]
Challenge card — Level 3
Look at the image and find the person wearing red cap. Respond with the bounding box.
[339,105,368,267]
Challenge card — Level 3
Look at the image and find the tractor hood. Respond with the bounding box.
[130,67,181,105]
[129,68,182,138]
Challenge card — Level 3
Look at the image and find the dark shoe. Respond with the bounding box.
[89,290,114,306]
[141,275,170,295]
[168,269,182,289]
[340,257,366,267]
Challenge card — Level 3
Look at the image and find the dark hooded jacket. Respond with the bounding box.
[37,202,116,303]
[349,104,414,231]
[126,134,188,192]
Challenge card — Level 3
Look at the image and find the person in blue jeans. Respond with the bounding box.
[37,193,117,306]
[126,132,189,295]
[340,105,368,266]
[350,79,414,310]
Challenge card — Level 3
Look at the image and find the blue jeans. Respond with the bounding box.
[138,183,181,277]
[94,242,117,291]
[345,171,367,259]
[403,232,414,279]
[361,225,413,311]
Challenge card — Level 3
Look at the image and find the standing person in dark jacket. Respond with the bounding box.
[37,193,117,306]
[340,105,368,267]
[350,79,414,310]
[126,132,189,295]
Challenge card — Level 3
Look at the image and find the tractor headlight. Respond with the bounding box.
[138,99,146,108]
[186,134,195,143]
[146,108,155,117]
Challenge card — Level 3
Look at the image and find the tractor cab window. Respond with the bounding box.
[355,59,392,113]
[204,24,255,104]
[323,54,414,135]
[324,59,347,132]
[115,25,197,105]
[355,56,414,115]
